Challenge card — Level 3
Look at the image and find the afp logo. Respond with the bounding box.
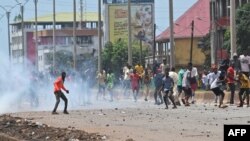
[224,125,250,141]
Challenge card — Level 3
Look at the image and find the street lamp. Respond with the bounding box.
[0,6,11,63]
[128,0,132,65]
[34,0,38,70]
[15,0,28,67]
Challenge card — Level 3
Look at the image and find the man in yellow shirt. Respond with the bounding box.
[135,63,144,89]
[135,63,144,76]
[237,71,250,107]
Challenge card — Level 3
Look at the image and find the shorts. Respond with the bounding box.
[183,87,192,96]
[132,85,139,91]
[211,87,224,96]
[177,85,182,93]
[191,83,197,91]
[99,84,106,92]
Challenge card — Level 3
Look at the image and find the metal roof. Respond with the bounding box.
[156,0,210,42]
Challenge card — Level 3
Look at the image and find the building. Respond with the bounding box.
[211,0,249,62]
[10,12,101,72]
[156,0,210,67]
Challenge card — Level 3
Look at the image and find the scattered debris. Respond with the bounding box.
[126,138,135,141]
[0,115,103,141]
[101,136,107,140]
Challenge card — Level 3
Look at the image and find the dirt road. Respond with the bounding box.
[9,99,250,141]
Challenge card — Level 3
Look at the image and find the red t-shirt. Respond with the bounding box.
[130,73,140,89]
[54,76,66,92]
[227,67,234,84]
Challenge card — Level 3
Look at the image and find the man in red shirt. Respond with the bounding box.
[130,69,140,102]
[227,63,235,105]
[52,72,69,114]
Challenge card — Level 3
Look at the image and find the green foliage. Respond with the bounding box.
[102,39,148,76]
[47,50,73,72]
[236,3,250,54]
[223,3,250,54]
[222,29,231,53]
[13,14,22,22]
[199,34,211,69]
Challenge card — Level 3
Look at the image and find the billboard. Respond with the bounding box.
[108,4,154,50]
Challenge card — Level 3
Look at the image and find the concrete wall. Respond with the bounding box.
[175,38,206,67]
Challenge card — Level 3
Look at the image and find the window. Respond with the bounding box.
[77,36,92,45]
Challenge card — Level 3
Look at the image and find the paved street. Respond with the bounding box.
[10,99,250,141]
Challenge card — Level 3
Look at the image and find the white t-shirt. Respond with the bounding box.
[207,71,221,85]
[160,63,168,74]
[239,55,250,72]
[169,71,178,96]
[191,67,198,77]
[123,66,130,80]
[210,78,222,89]
[169,71,178,84]
[202,74,208,85]
[182,70,191,88]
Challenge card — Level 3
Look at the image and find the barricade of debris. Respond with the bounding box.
[0,114,104,141]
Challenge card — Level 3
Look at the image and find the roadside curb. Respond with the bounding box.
[195,91,240,104]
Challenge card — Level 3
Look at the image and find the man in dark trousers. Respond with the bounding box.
[161,68,177,109]
[52,72,69,114]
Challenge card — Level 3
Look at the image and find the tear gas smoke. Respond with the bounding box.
[0,51,142,114]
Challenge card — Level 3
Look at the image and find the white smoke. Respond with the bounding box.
[0,49,146,114]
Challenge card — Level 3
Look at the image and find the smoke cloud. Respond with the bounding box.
[0,50,142,114]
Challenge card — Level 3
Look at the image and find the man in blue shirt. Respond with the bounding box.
[161,68,177,109]
[154,69,164,105]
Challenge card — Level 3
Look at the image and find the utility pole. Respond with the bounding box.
[128,0,132,65]
[79,0,83,29]
[53,0,56,71]
[190,20,194,63]
[73,0,77,70]
[139,38,142,65]
[6,11,11,63]
[166,43,169,65]
[211,0,216,65]
[21,5,25,66]
[153,24,156,64]
[34,0,38,70]
[169,0,175,68]
[98,0,102,72]
[230,0,236,60]
[0,6,11,63]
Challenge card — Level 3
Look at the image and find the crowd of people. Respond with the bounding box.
[93,52,250,110]
[4,53,249,114]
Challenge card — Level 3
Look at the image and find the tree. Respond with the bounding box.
[102,39,148,76]
[222,29,231,53]
[46,50,73,72]
[199,34,211,69]
[236,3,250,54]
[13,14,22,22]
[223,3,250,54]
[102,40,128,76]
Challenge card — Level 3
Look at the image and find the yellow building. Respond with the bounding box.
[156,0,210,67]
